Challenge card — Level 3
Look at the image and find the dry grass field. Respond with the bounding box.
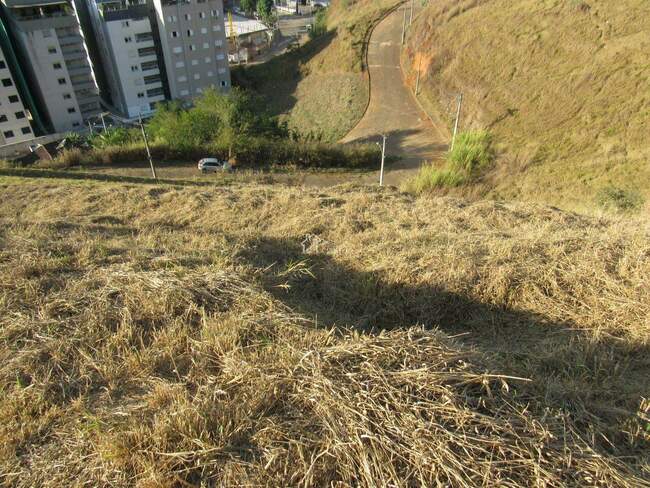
[0,174,648,486]
[404,0,650,212]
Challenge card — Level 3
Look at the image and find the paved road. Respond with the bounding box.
[341,4,447,186]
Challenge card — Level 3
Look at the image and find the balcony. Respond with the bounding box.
[143,75,161,85]
[137,47,156,57]
[135,32,153,43]
[146,87,164,97]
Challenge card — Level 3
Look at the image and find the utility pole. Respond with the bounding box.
[451,93,463,151]
[401,8,407,45]
[139,113,157,180]
[87,121,93,135]
[377,134,387,186]
[415,56,422,96]
[100,112,107,131]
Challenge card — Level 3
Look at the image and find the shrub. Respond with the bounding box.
[404,131,494,193]
[90,127,138,149]
[310,8,328,39]
[596,186,644,212]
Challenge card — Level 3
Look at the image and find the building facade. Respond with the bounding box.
[152,0,230,100]
[85,0,166,118]
[1,0,101,133]
[0,36,34,144]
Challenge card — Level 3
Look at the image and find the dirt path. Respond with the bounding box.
[340,3,447,186]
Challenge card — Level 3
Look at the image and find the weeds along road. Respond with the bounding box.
[340,3,448,186]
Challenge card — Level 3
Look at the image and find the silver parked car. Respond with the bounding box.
[198,158,230,174]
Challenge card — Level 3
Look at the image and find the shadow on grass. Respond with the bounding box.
[231,31,336,119]
[237,235,650,457]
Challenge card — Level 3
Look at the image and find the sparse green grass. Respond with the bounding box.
[0,177,648,486]
[597,186,645,212]
[404,130,494,193]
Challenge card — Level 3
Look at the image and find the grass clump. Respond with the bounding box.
[596,186,644,212]
[406,130,494,193]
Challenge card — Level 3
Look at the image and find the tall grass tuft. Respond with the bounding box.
[404,130,494,193]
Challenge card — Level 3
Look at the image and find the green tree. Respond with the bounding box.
[240,0,255,14]
[256,0,274,23]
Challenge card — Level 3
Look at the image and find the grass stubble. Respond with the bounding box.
[0,177,648,486]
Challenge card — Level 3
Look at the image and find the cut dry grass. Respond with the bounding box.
[0,177,648,486]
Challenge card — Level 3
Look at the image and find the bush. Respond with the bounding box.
[310,8,328,39]
[90,127,138,149]
[404,130,494,193]
[596,186,644,212]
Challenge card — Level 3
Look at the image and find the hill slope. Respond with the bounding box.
[0,176,648,485]
[233,0,401,141]
[404,0,650,211]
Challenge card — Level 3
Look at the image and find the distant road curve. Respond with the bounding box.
[341,3,447,185]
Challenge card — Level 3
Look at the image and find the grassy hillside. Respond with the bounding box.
[404,0,650,212]
[0,175,648,485]
[233,0,401,142]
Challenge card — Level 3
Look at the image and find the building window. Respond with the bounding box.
[212,24,221,31]
[218,67,226,74]
[196,87,202,93]
[187,29,193,37]
[53,62,62,69]
[63,93,72,100]
[216,53,224,60]
[48,46,57,54]
[8,95,19,103]
[193,73,200,80]
[124,36,132,43]
[202,42,209,49]
[3,130,14,138]
[220,80,227,87]
[131,65,139,71]
[199,11,206,18]
[184,13,191,20]
[167,15,177,22]
[122,21,130,27]
[211,9,218,17]
[204,56,210,63]
[43,29,52,38]
[171,31,178,38]
[172,46,183,54]
[207,70,213,77]
[67,107,76,113]
[191,59,198,66]
[175,61,184,68]
[58,78,66,85]
[201,27,207,34]
[72,122,80,127]
[178,75,187,82]
[0,61,5,69]
[21,126,31,134]
[137,92,144,98]
[2,78,13,87]
[189,44,196,51]
[214,39,222,47]
[0,115,7,122]
[15,111,25,119]
[180,89,189,96]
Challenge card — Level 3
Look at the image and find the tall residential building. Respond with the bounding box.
[85,0,166,118]
[1,0,101,133]
[0,22,36,144]
[152,0,230,100]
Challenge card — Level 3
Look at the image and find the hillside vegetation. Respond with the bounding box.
[0,175,648,486]
[404,0,650,212]
[233,0,401,141]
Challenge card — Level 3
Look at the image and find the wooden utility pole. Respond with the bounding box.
[139,113,157,180]
[451,93,463,151]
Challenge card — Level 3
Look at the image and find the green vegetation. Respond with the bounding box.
[233,0,402,141]
[597,186,645,212]
[0,178,648,485]
[404,0,650,211]
[405,130,494,193]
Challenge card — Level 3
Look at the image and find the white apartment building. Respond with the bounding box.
[86,0,166,118]
[1,0,101,132]
[152,0,230,99]
[0,43,34,144]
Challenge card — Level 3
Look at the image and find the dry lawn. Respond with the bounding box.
[0,176,649,486]
[404,0,650,212]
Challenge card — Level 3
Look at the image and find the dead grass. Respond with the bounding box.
[404,0,650,212]
[0,177,649,486]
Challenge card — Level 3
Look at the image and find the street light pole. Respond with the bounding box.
[451,93,463,151]
[138,113,157,180]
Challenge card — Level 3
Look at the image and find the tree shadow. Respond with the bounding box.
[231,31,336,118]
[236,235,650,451]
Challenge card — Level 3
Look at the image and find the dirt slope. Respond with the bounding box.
[404,0,650,211]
